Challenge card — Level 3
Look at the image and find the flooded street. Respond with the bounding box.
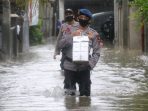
[0,39,148,111]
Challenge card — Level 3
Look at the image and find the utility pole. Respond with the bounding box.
[114,0,129,49]
[114,0,119,47]
[2,0,11,59]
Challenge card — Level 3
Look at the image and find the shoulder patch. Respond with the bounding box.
[89,27,98,34]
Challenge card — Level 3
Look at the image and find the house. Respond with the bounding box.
[0,0,56,60]
[114,0,148,54]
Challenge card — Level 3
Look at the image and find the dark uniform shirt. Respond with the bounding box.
[54,21,79,55]
[58,26,101,71]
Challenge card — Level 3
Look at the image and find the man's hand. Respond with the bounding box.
[99,42,104,48]
[87,31,93,39]
[53,54,57,59]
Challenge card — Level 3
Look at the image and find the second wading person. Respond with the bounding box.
[58,9,101,96]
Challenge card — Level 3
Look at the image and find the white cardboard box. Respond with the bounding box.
[73,36,89,62]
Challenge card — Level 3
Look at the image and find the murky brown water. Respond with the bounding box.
[0,39,148,111]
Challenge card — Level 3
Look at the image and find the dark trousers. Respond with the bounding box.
[64,69,91,96]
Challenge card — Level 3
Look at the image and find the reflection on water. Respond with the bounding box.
[0,40,148,111]
[64,96,91,110]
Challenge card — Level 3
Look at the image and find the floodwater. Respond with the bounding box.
[0,39,148,111]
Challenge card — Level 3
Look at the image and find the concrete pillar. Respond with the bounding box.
[122,0,129,49]
[22,13,30,52]
[49,6,54,37]
[114,0,129,49]
[114,0,124,48]
[114,0,119,47]
[58,0,64,22]
[2,0,11,59]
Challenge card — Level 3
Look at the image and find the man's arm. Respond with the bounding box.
[58,34,73,50]
[89,34,101,69]
[53,26,63,59]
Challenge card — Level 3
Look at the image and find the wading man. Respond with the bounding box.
[58,9,101,96]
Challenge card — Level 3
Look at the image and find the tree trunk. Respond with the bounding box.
[144,22,148,54]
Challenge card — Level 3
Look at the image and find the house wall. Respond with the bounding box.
[114,0,142,51]
[128,7,142,50]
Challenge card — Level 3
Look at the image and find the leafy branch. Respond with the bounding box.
[130,0,148,22]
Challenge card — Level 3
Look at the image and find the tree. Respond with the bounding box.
[130,0,148,22]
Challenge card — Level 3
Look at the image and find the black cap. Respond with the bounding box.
[65,8,73,14]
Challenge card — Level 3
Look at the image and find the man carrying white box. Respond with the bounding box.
[58,8,102,96]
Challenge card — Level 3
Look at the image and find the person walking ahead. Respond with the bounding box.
[53,8,79,70]
[58,9,101,96]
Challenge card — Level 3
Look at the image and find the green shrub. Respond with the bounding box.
[29,20,43,45]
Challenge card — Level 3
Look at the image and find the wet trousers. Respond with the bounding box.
[64,69,91,96]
